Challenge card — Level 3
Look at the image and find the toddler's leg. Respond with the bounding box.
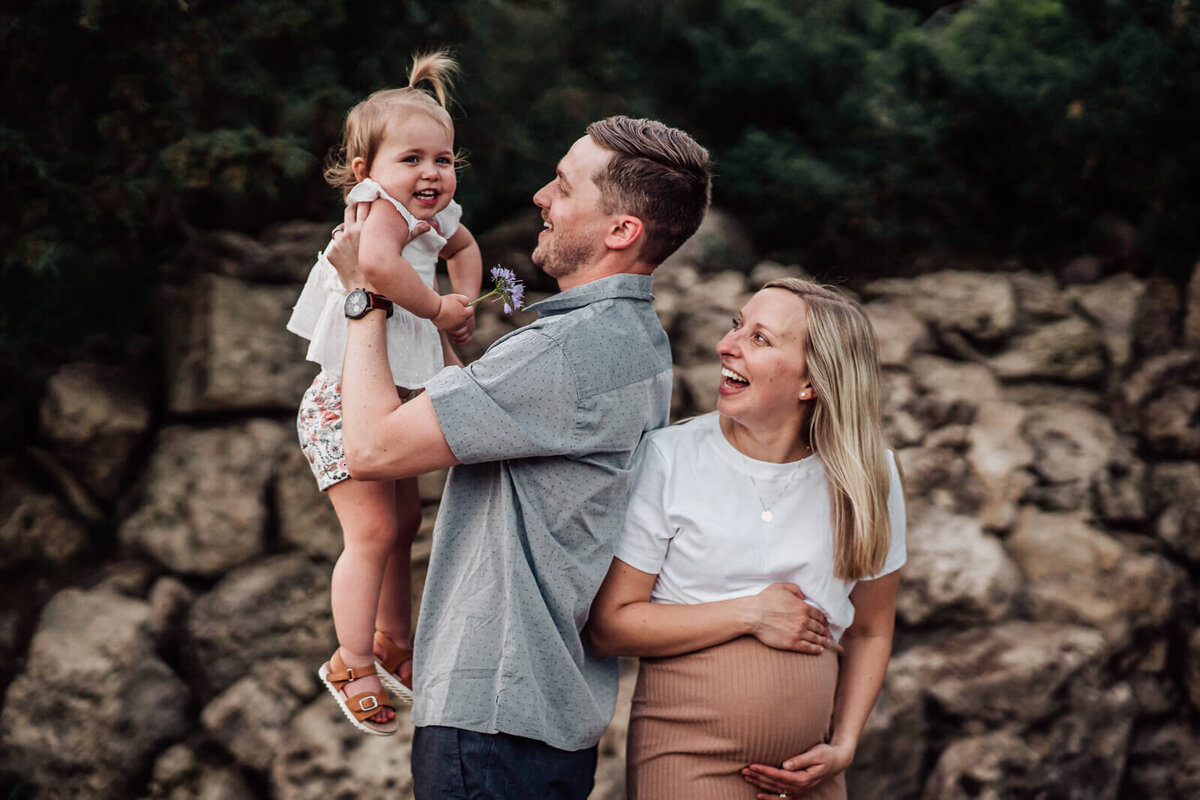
[328,477,400,724]
[375,477,421,687]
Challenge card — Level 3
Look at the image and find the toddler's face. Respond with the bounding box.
[366,113,457,221]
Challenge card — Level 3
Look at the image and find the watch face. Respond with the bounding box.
[345,289,368,318]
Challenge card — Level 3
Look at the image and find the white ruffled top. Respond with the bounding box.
[287,178,464,387]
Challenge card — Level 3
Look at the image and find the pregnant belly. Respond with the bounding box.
[629,636,839,772]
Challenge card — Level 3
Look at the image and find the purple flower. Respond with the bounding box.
[470,265,526,315]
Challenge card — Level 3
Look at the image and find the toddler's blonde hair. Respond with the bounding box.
[324,51,459,198]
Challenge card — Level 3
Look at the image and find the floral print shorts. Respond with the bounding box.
[296,370,420,491]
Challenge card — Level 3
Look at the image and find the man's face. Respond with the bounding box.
[531,136,613,282]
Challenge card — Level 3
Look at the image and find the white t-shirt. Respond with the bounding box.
[614,413,906,643]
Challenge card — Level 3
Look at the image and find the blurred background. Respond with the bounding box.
[2,0,1199,798]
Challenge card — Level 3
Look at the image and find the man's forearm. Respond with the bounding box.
[341,312,404,473]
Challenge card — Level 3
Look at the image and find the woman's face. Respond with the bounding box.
[715,288,814,424]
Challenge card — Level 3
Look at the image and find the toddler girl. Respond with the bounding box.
[287,51,480,736]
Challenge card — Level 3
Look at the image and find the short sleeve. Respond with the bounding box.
[874,450,908,578]
[613,438,675,575]
[425,329,577,463]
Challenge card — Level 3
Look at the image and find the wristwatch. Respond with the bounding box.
[344,289,393,319]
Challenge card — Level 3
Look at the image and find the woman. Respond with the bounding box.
[587,278,905,799]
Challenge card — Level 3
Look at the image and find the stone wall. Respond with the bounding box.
[1,213,1198,799]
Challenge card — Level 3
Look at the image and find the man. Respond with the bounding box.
[326,116,711,798]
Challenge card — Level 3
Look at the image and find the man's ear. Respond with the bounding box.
[605,215,644,251]
[351,157,369,182]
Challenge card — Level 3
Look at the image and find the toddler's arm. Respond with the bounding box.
[441,225,483,346]
[358,199,472,331]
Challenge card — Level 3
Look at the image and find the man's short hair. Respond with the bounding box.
[586,116,712,266]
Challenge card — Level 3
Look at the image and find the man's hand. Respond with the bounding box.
[447,315,476,346]
[746,583,832,653]
[327,202,433,291]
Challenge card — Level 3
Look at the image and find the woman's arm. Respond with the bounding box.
[359,199,471,331]
[440,225,482,346]
[586,558,832,659]
[741,570,900,798]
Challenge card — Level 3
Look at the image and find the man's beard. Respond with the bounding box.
[532,230,599,280]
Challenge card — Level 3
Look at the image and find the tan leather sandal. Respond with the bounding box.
[374,630,414,704]
[318,648,399,736]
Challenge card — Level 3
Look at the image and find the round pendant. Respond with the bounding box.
[761,510,773,522]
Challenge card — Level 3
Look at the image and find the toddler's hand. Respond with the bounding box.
[432,294,474,332]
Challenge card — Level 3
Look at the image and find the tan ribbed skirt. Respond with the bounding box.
[627,636,846,800]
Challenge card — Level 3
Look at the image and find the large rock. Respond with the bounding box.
[260,220,337,282]
[276,444,342,561]
[164,273,315,413]
[140,743,257,800]
[1123,721,1200,799]
[675,361,723,415]
[0,589,189,799]
[1006,507,1184,640]
[187,554,334,696]
[921,682,1134,800]
[119,420,287,576]
[920,730,1040,800]
[888,622,1106,724]
[270,696,414,800]
[1186,260,1200,347]
[670,308,736,367]
[864,271,1017,342]
[37,361,151,500]
[1021,403,1142,515]
[1067,273,1147,375]
[1120,349,1200,456]
[896,505,1022,626]
[1131,276,1181,360]
[989,316,1107,382]
[1187,628,1200,712]
[1009,270,1072,320]
[660,207,756,274]
[0,476,89,569]
[864,299,933,368]
[965,400,1035,531]
[1148,461,1200,563]
[201,658,320,772]
[895,438,987,514]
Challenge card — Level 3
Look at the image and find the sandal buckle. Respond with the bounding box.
[357,695,379,712]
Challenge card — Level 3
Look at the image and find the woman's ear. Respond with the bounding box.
[798,383,817,401]
[351,157,368,182]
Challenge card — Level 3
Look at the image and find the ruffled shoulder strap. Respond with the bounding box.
[345,178,422,235]
[432,200,463,240]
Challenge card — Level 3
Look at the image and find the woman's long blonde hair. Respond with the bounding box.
[764,278,895,581]
[324,50,459,198]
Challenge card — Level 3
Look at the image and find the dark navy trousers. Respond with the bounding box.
[412,725,598,800]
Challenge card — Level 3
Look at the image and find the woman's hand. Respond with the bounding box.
[747,583,831,653]
[741,742,854,799]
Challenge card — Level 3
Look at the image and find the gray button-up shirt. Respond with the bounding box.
[415,273,672,751]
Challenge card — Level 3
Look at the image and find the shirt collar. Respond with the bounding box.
[526,273,655,315]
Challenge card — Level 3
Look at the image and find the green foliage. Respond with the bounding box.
[2,0,1198,396]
